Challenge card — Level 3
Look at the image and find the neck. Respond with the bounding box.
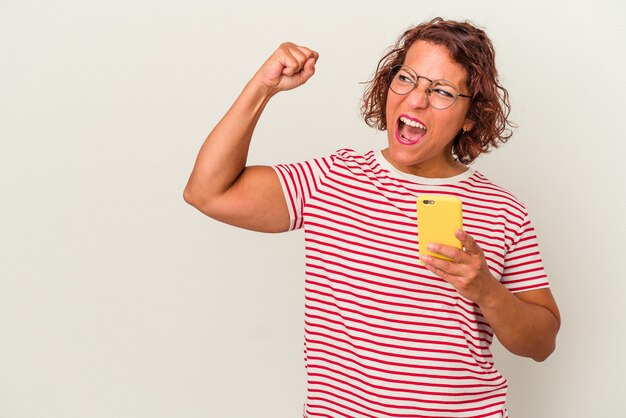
[381,148,468,178]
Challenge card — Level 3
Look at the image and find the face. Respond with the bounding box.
[384,40,473,178]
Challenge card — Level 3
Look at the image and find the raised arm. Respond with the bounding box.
[183,43,319,232]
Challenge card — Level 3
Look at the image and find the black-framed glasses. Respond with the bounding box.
[387,65,471,110]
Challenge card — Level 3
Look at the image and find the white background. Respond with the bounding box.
[1,1,625,417]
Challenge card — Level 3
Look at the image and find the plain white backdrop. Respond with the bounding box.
[1,1,625,417]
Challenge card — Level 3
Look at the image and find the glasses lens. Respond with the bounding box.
[428,80,458,110]
[388,66,415,95]
[387,66,464,110]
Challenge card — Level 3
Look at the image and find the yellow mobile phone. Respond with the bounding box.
[417,195,463,264]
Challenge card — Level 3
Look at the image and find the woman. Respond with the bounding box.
[184,17,560,418]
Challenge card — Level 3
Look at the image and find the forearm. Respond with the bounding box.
[478,280,560,362]
[184,78,274,206]
[183,43,318,230]
[423,231,561,362]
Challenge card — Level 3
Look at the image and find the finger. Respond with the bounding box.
[421,253,465,278]
[279,51,303,76]
[281,44,316,76]
[420,255,468,283]
[291,43,318,60]
[427,242,465,262]
[455,230,482,255]
[423,260,451,280]
[299,56,317,81]
[303,50,319,72]
[289,48,308,71]
[273,43,300,76]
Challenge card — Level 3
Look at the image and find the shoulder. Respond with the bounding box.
[331,148,372,161]
[328,148,378,169]
[462,170,530,221]
[273,148,374,183]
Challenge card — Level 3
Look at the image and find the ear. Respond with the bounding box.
[462,118,474,133]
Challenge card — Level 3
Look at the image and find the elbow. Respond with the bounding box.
[183,184,221,219]
[183,186,196,206]
[531,339,557,362]
[531,307,561,362]
[532,353,552,363]
[183,184,208,210]
[531,353,550,363]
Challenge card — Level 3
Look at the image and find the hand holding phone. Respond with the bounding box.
[417,195,463,264]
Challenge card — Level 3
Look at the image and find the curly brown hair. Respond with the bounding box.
[361,17,514,164]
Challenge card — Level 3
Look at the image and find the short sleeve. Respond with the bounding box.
[273,154,335,231]
[500,212,550,293]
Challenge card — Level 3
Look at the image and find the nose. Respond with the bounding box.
[406,79,429,109]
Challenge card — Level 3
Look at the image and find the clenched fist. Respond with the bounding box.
[252,42,319,95]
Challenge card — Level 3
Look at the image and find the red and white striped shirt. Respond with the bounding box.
[273,149,549,418]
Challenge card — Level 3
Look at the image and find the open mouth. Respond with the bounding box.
[396,115,427,145]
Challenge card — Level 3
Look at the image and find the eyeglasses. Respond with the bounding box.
[387,65,471,110]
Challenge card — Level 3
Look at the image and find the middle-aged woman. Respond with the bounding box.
[184,17,560,418]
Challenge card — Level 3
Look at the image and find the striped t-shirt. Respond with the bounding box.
[273,149,549,418]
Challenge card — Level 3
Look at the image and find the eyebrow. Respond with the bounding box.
[399,64,466,88]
